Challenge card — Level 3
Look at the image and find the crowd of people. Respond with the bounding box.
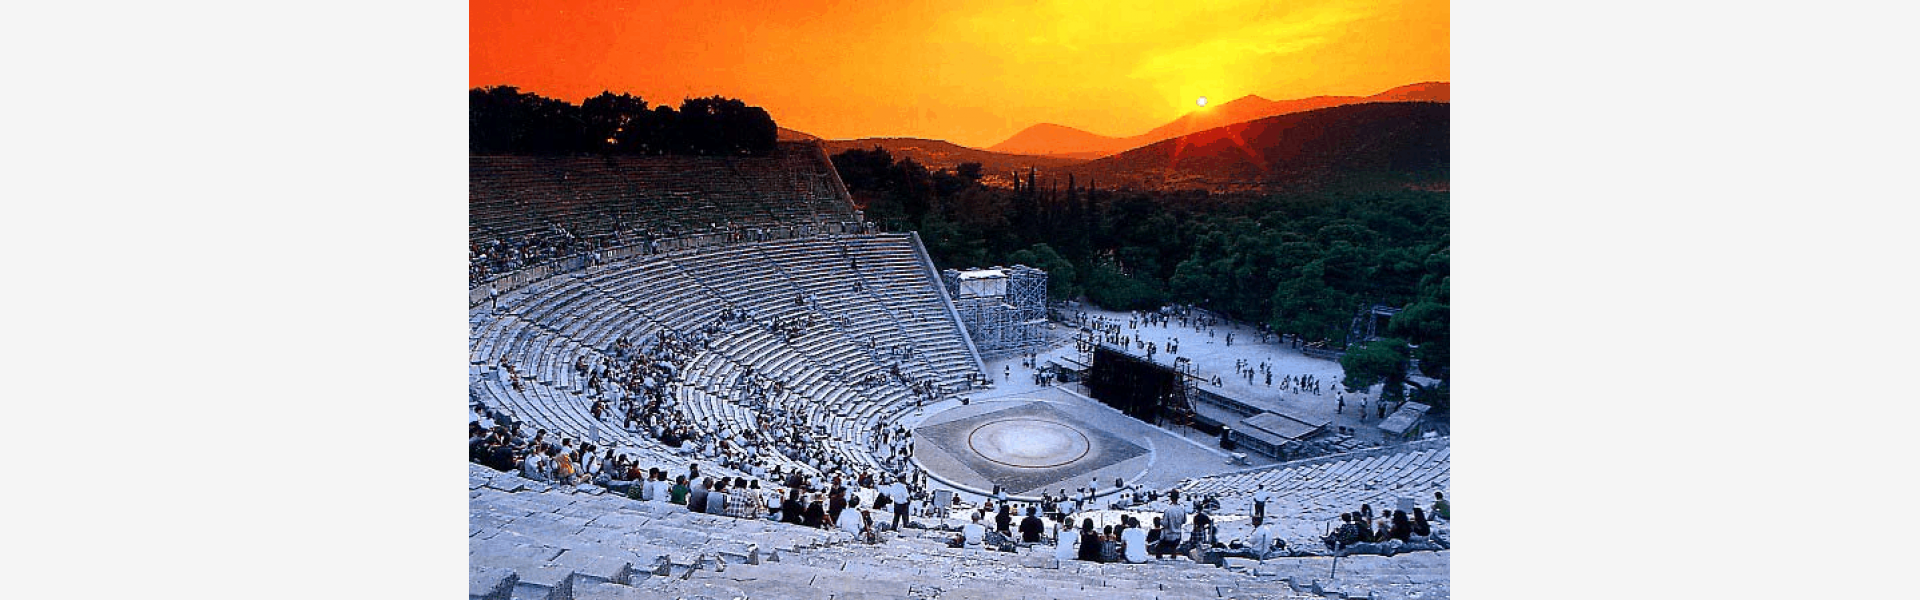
[473,284,955,522]
[471,412,928,545]
[472,219,876,291]
[1319,492,1450,556]
[475,405,1450,564]
[470,228,602,288]
[1064,304,1349,396]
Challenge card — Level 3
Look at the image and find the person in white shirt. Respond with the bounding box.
[637,469,657,501]
[1121,521,1149,563]
[648,471,672,503]
[1054,520,1079,561]
[837,496,869,536]
[961,511,986,550]
[885,479,911,530]
[1248,522,1275,557]
[520,451,548,482]
[1219,521,1282,561]
[1251,485,1272,526]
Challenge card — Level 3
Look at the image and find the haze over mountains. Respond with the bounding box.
[775,81,1448,191]
[1058,101,1449,192]
[987,82,1448,158]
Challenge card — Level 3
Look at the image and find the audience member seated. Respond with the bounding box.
[1098,525,1123,563]
[952,511,986,550]
[803,495,827,529]
[1077,519,1104,563]
[1212,521,1286,562]
[1053,519,1080,562]
[1389,510,1412,542]
[688,477,711,513]
[837,496,870,537]
[670,476,691,505]
[781,489,806,525]
[1019,507,1045,544]
[705,479,729,515]
[1121,518,1149,564]
[1325,504,1447,556]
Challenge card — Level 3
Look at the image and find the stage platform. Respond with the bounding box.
[904,386,1238,501]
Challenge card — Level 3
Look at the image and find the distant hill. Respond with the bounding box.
[985,123,1130,159]
[1363,81,1450,103]
[1059,101,1449,192]
[776,127,820,141]
[820,137,1085,176]
[990,82,1449,158]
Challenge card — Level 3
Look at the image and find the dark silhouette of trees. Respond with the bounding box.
[675,96,776,156]
[469,87,775,156]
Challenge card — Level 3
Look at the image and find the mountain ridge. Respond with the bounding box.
[989,81,1448,158]
[1058,101,1449,192]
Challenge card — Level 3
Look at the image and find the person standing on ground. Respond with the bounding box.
[888,479,911,531]
[1251,485,1270,527]
[1162,501,1188,558]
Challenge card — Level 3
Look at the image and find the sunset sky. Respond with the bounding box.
[472,0,1447,148]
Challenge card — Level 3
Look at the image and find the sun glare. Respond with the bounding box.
[1196,96,1208,107]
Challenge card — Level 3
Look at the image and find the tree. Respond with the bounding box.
[1008,243,1078,300]
[1390,249,1448,382]
[955,162,983,182]
[469,87,777,157]
[1340,337,1412,402]
[580,92,650,154]
[1388,299,1448,380]
[677,96,776,156]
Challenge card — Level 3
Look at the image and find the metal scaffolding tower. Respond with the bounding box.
[941,265,1048,358]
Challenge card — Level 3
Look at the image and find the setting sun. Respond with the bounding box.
[1197,96,1208,107]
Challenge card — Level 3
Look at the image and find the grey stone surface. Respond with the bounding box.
[467,565,517,600]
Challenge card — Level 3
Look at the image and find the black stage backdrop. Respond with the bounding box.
[1085,347,1182,422]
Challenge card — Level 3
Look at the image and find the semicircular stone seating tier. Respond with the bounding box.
[470,234,985,481]
[1177,440,1450,526]
[469,463,1416,600]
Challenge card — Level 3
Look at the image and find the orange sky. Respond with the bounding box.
[471,0,1447,149]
